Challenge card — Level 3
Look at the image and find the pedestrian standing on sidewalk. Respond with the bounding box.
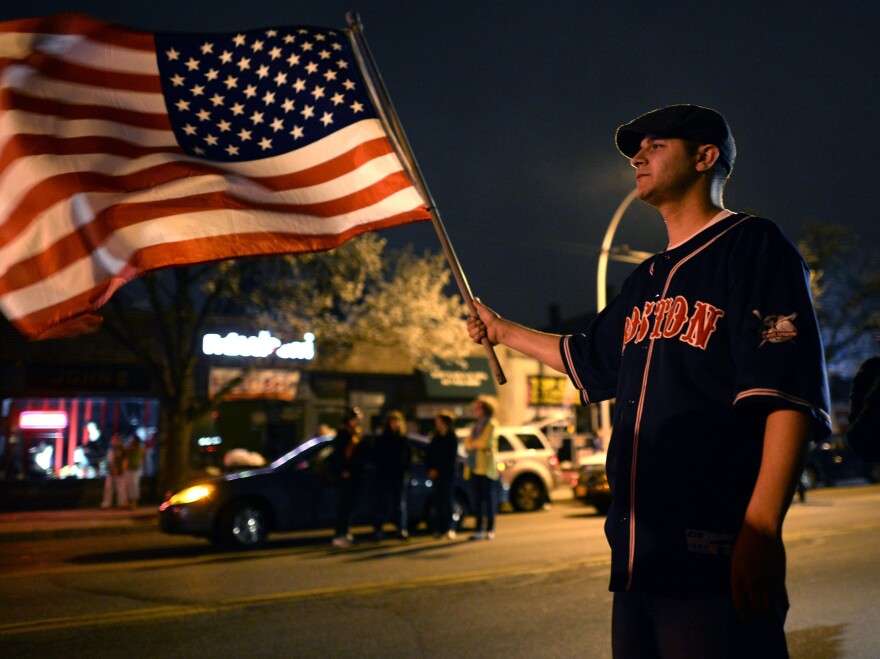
[372,410,412,540]
[464,396,499,540]
[123,433,145,509]
[330,407,366,548]
[426,409,460,539]
[100,434,128,509]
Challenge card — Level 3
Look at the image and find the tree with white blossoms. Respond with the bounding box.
[251,234,472,370]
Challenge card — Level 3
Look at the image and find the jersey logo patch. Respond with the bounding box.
[753,310,798,346]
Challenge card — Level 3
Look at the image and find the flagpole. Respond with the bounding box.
[346,12,507,385]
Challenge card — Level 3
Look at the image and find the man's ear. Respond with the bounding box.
[695,144,721,172]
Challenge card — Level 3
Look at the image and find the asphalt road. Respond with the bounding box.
[1,485,878,658]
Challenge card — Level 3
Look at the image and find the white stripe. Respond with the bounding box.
[0,149,412,273]
[0,109,177,148]
[0,118,391,200]
[1,63,165,113]
[0,186,425,319]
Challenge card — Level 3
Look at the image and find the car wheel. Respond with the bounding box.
[510,475,546,512]
[217,501,269,549]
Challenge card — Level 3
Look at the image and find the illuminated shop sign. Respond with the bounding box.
[19,410,69,430]
[202,331,315,360]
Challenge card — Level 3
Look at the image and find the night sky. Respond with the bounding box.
[4,1,878,330]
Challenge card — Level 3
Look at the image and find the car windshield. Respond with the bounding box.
[269,435,333,469]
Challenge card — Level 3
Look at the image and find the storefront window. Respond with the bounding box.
[0,396,159,481]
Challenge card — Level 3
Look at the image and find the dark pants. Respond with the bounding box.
[334,476,361,538]
[432,476,455,533]
[374,474,408,533]
[472,474,496,533]
[611,590,789,659]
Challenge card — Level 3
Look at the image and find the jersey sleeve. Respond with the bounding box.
[725,219,832,437]
[560,293,626,405]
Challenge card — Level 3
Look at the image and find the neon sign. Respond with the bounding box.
[202,331,315,360]
[19,411,69,430]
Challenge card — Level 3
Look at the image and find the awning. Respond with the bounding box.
[422,357,497,399]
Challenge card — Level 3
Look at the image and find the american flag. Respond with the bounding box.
[0,13,430,340]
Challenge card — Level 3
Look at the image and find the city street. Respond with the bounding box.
[1,484,878,658]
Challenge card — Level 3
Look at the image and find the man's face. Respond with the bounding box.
[629,135,701,206]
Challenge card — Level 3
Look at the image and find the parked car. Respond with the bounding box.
[802,434,880,489]
[159,434,481,549]
[571,449,611,515]
[458,425,563,512]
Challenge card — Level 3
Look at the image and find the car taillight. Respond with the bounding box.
[549,456,559,468]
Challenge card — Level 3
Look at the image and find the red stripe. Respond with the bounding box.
[0,171,424,293]
[0,89,172,130]
[0,136,399,247]
[0,13,154,52]
[8,209,428,341]
[8,51,162,93]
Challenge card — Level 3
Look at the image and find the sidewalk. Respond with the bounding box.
[0,506,158,542]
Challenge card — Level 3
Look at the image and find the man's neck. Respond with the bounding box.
[657,195,725,247]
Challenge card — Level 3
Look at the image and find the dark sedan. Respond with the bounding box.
[802,434,880,489]
[571,463,611,515]
[159,434,482,549]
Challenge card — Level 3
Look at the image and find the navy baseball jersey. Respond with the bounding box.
[560,212,831,597]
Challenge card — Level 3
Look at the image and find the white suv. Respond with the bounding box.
[459,425,563,512]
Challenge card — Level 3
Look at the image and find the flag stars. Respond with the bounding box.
[165,47,180,61]
[250,111,265,125]
[219,50,233,64]
[197,109,211,122]
[266,29,278,37]
[251,39,264,52]
[274,71,288,86]
[170,74,186,87]
[238,128,252,141]
[233,34,247,47]
[175,99,190,112]
[204,134,218,146]
[311,85,325,100]
[350,101,364,113]
[183,123,197,136]
[293,78,306,92]
[342,79,356,90]
[190,84,205,96]
[224,75,238,89]
[336,59,348,69]
[259,137,273,150]
[262,91,276,105]
[243,84,258,98]
[301,105,315,119]
[291,125,304,139]
[268,46,283,60]
[237,57,251,71]
[318,49,331,60]
[323,70,337,82]
[256,64,270,79]
[270,117,284,132]
[287,53,300,67]
[283,34,296,44]
[331,42,342,51]
[302,41,313,51]
[281,98,295,112]
[226,144,239,156]
[205,69,219,81]
[330,93,344,106]
[231,102,245,116]
[185,57,200,71]
[320,112,333,127]
[210,93,225,106]
[305,62,318,74]
[200,42,214,54]
[217,119,232,132]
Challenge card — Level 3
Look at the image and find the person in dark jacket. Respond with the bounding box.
[426,409,460,539]
[330,407,366,548]
[372,410,412,539]
[847,356,880,463]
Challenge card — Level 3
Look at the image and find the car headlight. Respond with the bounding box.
[163,484,214,507]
